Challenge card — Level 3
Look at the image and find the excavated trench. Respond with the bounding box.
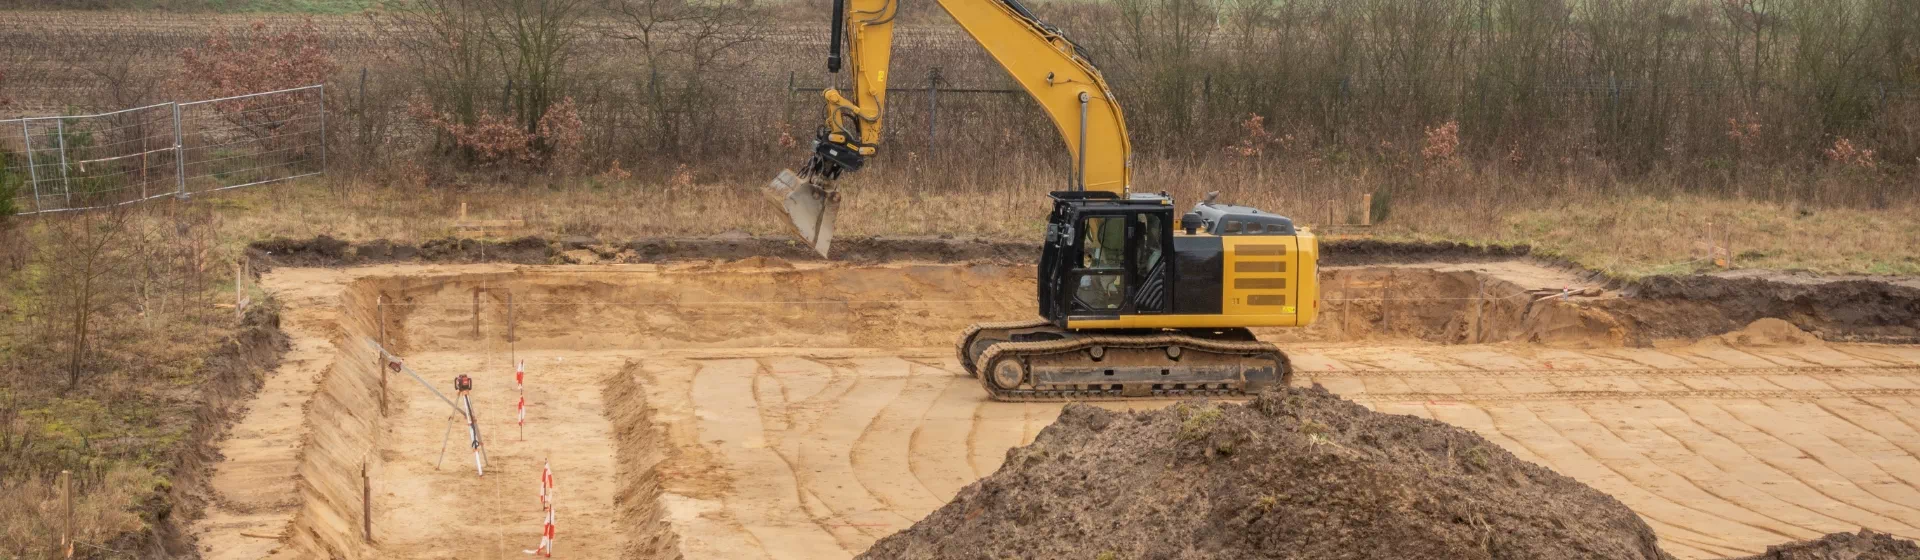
[244,259,1920,559]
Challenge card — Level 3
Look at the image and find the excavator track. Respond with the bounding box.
[955,318,1059,377]
[974,331,1290,402]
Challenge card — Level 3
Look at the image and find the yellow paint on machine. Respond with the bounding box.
[1069,230,1320,330]
[1068,313,1305,329]
[1223,234,1317,326]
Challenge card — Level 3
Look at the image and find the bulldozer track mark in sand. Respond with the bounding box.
[1555,401,1812,540]
[1845,397,1920,447]
[1320,365,1920,379]
[1790,400,1920,492]
[1641,399,1919,536]
[1674,400,1920,533]
[1491,403,1758,554]
[1528,402,1792,547]
[1583,400,1851,537]
[1357,388,1920,403]
[1471,404,1747,556]
[1723,399,1920,516]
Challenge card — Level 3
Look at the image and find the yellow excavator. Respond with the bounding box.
[766,0,1319,400]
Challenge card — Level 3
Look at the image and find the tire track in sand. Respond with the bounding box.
[693,358,844,560]
[849,357,951,521]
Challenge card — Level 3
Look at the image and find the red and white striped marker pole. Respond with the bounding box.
[526,459,555,557]
[516,360,527,441]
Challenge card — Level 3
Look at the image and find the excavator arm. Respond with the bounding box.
[766,0,1134,256]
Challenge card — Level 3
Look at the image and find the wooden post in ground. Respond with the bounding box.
[1382,270,1395,330]
[506,291,516,364]
[1361,193,1373,226]
[235,255,249,320]
[471,289,481,338]
[60,470,72,559]
[377,296,388,415]
[1726,226,1736,268]
[1339,275,1352,336]
[1472,278,1486,344]
[361,458,372,543]
[1705,220,1714,263]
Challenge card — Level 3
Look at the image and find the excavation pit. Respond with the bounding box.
[194,259,1920,560]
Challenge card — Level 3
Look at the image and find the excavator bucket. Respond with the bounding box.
[764,169,839,258]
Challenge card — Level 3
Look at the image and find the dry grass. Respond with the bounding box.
[1379,195,1920,277]
[207,165,1920,278]
[0,465,155,559]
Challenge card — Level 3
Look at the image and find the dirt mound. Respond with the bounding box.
[1719,318,1822,347]
[860,387,1672,560]
[1731,529,1920,560]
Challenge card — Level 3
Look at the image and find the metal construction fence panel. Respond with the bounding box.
[1,84,325,216]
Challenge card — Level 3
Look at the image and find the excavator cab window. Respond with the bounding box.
[1073,215,1127,312]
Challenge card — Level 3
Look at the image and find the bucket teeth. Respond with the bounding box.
[765,170,839,258]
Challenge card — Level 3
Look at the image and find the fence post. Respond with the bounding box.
[359,69,369,159]
[318,84,327,173]
[22,120,41,212]
[928,67,940,157]
[55,118,71,206]
[172,103,188,200]
[784,71,796,125]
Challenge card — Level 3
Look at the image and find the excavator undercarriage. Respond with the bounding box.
[956,320,1291,401]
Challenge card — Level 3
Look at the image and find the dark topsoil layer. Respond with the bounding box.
[859,386,1673,560]
[248,234,1920,344]
[245,235,1533,269]
[118,304,289,557]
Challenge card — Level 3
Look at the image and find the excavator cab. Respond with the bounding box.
[1038,191,1174,324]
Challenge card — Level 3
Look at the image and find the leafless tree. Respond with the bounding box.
[603,0,770,154]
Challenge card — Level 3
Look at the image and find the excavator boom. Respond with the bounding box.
[766,0,1133,256]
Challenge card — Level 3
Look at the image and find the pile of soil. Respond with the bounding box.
[861,387,1671,560]
[1732,530,1920,560]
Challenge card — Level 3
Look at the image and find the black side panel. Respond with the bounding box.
[1172,236,1223,315]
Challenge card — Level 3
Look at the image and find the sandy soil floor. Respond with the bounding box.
[193,261,1920,560]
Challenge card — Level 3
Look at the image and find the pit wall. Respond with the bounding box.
[284,280,390,559]
[272,263,1039,559]
[1289,266,1625,347]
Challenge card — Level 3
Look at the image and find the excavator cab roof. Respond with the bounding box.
[1047,190,1170,206]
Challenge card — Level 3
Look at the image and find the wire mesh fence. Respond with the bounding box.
[2,84,325,215]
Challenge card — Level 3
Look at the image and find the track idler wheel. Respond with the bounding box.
[985,355,1028,392]
[1242,351,1292,393]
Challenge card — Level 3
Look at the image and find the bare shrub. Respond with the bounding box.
[407,94,582,171]
[11,207,136,390]
[604,0,771,159]
[178,20,340,140]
